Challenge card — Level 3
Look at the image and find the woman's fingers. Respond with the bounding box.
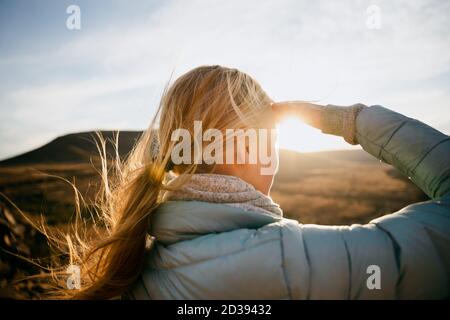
[271,101,367,145]
[271,101,324,129]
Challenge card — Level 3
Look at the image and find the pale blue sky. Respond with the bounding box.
[0,0,449,159]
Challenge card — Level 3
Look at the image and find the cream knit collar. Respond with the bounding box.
[163,174,283,218]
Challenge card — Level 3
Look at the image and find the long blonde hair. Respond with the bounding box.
[40,65,272,299]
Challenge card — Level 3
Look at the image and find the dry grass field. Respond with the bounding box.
[272,149,426,225]
[0,131,427,298]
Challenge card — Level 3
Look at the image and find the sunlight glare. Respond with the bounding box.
[277,117,353,153]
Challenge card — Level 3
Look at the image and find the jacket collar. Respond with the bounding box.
[150,200,281,245]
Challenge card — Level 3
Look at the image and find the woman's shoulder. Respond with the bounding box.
[151,200,282,245]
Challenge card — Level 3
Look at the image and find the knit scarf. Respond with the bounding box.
[163,174,283,218]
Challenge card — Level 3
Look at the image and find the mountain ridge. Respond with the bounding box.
[0,130,375,167]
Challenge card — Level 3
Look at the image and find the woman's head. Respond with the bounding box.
[38,65,278,299]
[156,65,278,194]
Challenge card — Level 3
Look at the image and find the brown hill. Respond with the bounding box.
[0,131,143,166]
[0,130,374,168]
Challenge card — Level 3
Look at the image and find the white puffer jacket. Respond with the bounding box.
[128,106,450,299]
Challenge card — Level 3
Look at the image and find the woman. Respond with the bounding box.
[54,65,450,299]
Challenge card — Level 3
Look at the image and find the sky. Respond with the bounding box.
[0,0,449,160]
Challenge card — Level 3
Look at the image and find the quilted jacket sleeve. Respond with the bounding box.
[356,105,450,200]
[286,106,450,299]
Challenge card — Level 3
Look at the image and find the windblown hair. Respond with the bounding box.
[37,65,272,299]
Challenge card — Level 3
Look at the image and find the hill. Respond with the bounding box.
[0,131,143,166]
[0,130,374,168]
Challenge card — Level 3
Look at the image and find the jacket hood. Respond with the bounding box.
[150,200,281,245]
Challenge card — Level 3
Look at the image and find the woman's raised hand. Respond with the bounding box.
[271,101,367,145]
[270,101,325,129]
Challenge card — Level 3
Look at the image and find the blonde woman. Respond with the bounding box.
[49,65,450,299]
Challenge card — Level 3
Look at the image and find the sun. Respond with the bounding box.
[277,117,351,153]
